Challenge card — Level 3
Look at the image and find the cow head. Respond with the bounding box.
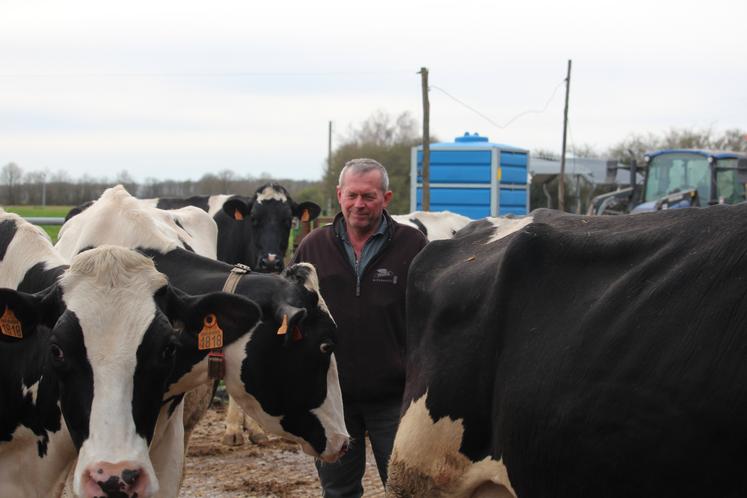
[0,245,261,498]
[219,183,321,272]
[220,262,349,462]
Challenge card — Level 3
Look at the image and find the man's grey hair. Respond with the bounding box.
[338,158,390,192]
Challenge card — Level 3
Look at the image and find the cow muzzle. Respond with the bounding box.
[257,253,284,273]
[318,433,351,463]
[81,461,152,498]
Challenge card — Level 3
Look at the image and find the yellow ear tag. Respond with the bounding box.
[198,313,223,351]
[301,209,310,222]
[234,209,244,221]
[277,314,288,335]
[0,306,23,339]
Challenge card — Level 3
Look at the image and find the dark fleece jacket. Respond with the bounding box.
[292,211,427,403]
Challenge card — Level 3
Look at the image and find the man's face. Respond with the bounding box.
[337,170,392,234]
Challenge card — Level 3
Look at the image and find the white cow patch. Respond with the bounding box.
[256,186,288,204]
[0,211,67,289]
[294,262,333,319]
[56,185,216,261]
[207,194,234,217]
[485,216,534,245]
[392,210,473,242]
[22,380,40,406]
[389,393,515,498]
[311,355,349,461]
[60,246,167,498]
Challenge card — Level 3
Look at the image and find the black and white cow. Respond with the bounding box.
[57,186,349,470]
[0,211,262,498]
[388,206,747,498]
[391,210,473,241]
[142,183,321,272]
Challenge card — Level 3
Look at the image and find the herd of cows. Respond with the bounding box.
[2,182,747,497]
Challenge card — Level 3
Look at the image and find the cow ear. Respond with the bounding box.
[293,201,321,222]
[156,285,262,348]
[0,286,63,343]
[222,198,252,222]
[275,303,307,347]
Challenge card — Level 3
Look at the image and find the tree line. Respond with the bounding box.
[2,110,745,214]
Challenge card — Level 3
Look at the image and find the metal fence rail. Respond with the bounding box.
[25,217,65,225]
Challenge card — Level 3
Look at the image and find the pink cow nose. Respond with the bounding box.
[83,461,150,498]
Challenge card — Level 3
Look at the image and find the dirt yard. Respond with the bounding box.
[180,402,385,497]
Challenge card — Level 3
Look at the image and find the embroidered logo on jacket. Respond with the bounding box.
[373,268,398,284]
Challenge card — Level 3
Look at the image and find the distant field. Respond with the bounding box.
[2,205,72,241]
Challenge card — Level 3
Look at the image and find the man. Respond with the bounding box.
[293,158,427,497]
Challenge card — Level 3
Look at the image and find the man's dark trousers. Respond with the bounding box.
[316,398,402,498]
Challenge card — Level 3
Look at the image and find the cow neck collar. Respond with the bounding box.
[222,263,251,294]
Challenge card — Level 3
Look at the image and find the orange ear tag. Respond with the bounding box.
[234,209,244,221]
[198,314,224,350]
[277,314,288,335]
[301,209,310,222]
[0,306,23,339]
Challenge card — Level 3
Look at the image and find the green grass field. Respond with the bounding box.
[2,205,72,241]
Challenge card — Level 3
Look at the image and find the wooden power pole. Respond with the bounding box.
[559,59,572,212]
[420,67,430,211]
[328,120,333,172]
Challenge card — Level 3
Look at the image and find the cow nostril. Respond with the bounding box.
[121,468,140,486]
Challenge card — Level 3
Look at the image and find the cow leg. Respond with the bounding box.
[244,413,268,444]
[222,395,246,446]
[182,382,214,448]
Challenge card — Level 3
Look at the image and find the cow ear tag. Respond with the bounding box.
[234,209,244,221]
[0,306,23,339]
[277,314,288,335]
[208,351,226,380]
[301,209,310,222]
[198,313,223,350]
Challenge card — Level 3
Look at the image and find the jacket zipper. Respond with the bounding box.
[334,215,394,298]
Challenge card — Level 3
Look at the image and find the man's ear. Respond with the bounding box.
[292,201,321,222]
[0,285,63,343]
[155,285,263,348]
[222,197,253,222]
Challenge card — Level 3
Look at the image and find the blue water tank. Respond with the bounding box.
[411,133,530,218]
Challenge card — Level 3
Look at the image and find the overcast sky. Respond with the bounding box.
[2,0,745,183]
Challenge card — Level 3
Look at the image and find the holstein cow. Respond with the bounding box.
[143,184,321,446]
[57,186,349,471]
[143,182,321,272]
[388,206,747,498]
[391,210,472,241]
[0,211,262,498]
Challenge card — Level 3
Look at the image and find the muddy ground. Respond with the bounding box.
[180,402,385,497]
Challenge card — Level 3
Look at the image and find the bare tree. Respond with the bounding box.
[1,162,23,204]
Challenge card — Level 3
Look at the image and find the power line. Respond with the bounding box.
[429,78,566,130]
[0,70,413,78]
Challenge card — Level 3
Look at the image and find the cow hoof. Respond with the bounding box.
[248,431,269,444]
[222,431,244,446]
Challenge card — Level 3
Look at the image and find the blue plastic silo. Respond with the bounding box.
[411,133,530,217]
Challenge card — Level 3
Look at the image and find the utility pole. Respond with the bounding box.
[559,59,572,212]
[419,67,430,211]
[328,120,333,173]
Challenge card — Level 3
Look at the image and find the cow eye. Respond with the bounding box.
[320,341,334,354]
[161,341,177,361]
[50,343,65,364]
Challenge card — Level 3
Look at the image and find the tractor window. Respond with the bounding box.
[645,153,710,205]
[716,159,746,204]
